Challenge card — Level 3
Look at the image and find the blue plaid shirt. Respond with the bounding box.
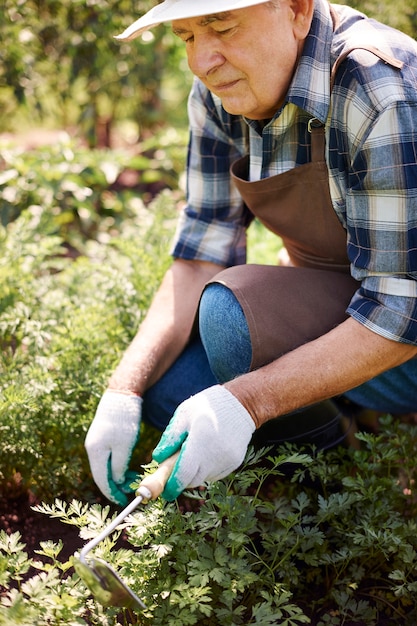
[171,0,417,346]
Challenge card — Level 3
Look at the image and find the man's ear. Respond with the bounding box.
[290,0,315,40]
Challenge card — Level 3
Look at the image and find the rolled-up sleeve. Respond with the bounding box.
[344,103,417,344]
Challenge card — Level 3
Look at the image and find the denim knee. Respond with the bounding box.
[198,283,252,383]
[142,338,217,431]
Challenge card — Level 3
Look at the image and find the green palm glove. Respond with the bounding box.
[152,385,255,501]
[85,390,142,506]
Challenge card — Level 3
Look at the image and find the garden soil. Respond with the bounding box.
[0,488,83,563]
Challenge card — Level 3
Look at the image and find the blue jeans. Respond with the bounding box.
[142,284,251,430]
[142,283,417,430]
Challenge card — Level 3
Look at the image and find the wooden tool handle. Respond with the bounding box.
[138,451,180,500]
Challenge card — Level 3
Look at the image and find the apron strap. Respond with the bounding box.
[308,44,404,163]
[330,46,403,91]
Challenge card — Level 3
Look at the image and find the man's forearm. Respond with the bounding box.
[226,317,417,427]
[108,258,223,396]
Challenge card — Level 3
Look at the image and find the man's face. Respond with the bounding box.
[172,1,312,120]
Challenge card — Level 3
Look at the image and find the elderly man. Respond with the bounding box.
[85,0,417,505]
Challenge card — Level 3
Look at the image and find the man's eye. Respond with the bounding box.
[173,30,194,43]
[215,26,236,36]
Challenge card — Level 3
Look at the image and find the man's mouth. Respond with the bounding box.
[211,79,240,93]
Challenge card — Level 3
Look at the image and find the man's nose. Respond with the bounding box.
[188,37,225,78]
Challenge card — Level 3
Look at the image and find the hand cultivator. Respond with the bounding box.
[74,454,178,610]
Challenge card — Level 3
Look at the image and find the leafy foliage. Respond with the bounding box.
[1,132,416,626]
[2,0,416,144]
[0,130,273,502]
[0,144,177,499]
[2,0,417,146]
[338,0,417,35]
[2,424,417,624]
[0,131,187,233]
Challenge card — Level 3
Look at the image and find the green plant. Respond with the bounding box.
[0,133,187,236]
[0,186,175,500]
[0,529,124,625]
[247,217,282,265]
[2,0,417,146]
[2,418,417,625]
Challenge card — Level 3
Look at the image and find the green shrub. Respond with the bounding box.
[1,111,416,626]
[2,0,416,145]
[0,187,175,500]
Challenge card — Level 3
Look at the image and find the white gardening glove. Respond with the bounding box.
[85,390,142,506]
[152,385,255,501]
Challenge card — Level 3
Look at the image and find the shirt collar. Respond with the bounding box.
[284,0,333,123]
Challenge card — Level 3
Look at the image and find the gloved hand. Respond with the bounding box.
[152,385,256,501]
[85,390,142,506]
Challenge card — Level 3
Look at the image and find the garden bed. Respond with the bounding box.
[0,488,82,564]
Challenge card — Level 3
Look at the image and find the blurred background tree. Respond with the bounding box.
[339,0,417,34]
[0,0,191,147]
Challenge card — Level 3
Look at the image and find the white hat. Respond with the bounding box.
[115,0,270,41]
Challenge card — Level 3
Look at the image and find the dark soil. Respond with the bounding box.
[0,489,83,563]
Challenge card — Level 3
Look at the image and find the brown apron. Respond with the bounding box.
[206,46,403,371]
[231,120,350,272]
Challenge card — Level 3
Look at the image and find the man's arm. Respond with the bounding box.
[226,317,417,427]
[85,257,223,505]
[108,257,224,396]
[153,317,417,501]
